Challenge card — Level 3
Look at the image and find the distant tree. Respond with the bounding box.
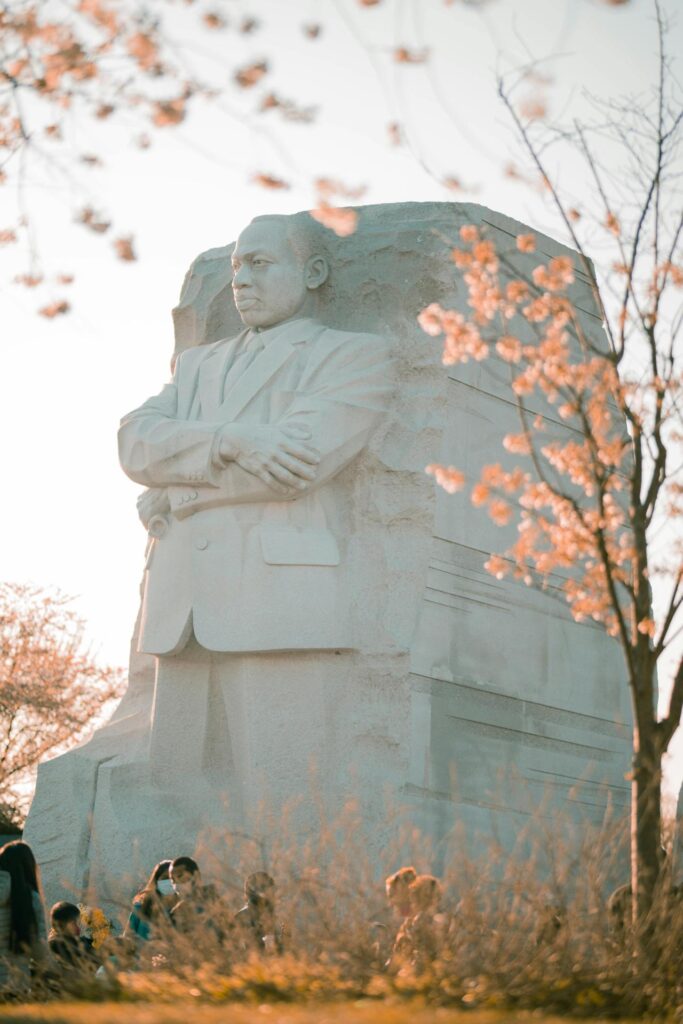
[420,1,682,923]
[0,582,124,822]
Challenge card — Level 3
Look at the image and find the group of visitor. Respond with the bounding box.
[122,856,442,971]
[124,856,283,956]
[0,836,445,992]
[8,835,643,993]
[0,840,287,992]
[0,838,105,990]
[384,865,446,972]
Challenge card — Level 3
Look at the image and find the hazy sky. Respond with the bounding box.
[1,0,681,787]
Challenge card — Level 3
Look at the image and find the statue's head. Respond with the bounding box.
[231,213,329,329]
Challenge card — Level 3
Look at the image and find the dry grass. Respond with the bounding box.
[0,1004,622,1024]
[7,794,682,1017]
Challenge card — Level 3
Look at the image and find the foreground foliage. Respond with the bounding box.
[0,1000,578,1024]
[6,806,683,1017]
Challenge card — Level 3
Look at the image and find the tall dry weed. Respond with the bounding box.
[13,784,683,1015]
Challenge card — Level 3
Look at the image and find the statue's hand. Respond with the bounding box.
[137,488,171,528]
[218,423,320,494]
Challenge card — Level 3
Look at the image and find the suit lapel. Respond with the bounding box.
[174,344,207,419]
[217,318,320,422]
[197,332,247,420]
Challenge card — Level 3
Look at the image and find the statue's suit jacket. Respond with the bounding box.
[118,317,394,655]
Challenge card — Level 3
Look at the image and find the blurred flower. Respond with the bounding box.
[426,464,465,493]
[113,236,136,261]
[234,61,268,88]
[310,204,358,237]
[516,233,536,253]
[251,172,289,189]
[39,299,70,317]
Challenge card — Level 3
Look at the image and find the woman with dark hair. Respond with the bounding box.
[0,840,48,978]
[124,859,175,944]
[2,841,46,942]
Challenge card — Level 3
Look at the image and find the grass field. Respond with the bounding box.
[0,1005,615,1024]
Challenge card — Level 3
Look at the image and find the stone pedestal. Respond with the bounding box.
[25,203,631,909]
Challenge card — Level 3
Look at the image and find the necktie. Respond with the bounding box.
[221,330,265,400]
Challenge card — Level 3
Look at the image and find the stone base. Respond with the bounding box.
[26,643,412,910]
[26,647,631,911]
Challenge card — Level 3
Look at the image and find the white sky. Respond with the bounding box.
[1,0,682,792]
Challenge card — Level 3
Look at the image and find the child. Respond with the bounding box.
[48,901,99,974]
[387,873,444,974]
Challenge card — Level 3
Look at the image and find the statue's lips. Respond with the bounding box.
[234,295,259,309]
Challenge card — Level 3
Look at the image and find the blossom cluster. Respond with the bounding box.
[418,223,666,641]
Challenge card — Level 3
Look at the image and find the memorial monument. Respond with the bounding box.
[25,203,632,905]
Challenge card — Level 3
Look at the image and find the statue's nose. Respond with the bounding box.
[233,264,251,287]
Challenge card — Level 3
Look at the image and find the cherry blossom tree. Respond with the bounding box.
[0,0,634,316]
[0,582,123,823]
[1,0,205,298]
[0,0,320,312]
[420,2,682,920]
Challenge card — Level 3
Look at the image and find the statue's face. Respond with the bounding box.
[231,220,312,329]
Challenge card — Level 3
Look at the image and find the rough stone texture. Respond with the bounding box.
[25,203,631,907]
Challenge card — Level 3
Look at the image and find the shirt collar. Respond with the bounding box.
[250,315,317,343]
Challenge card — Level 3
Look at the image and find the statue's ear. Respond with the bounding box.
[305,255,329,291]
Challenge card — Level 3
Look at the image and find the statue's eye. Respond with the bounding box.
[252,258,267,267]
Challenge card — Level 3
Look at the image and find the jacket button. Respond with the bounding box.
[195,537,209,550]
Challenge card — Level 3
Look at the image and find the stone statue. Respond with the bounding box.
[117,212,393,808]
[26,203,632,907]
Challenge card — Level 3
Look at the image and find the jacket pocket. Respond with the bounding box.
[259,526,340,566]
